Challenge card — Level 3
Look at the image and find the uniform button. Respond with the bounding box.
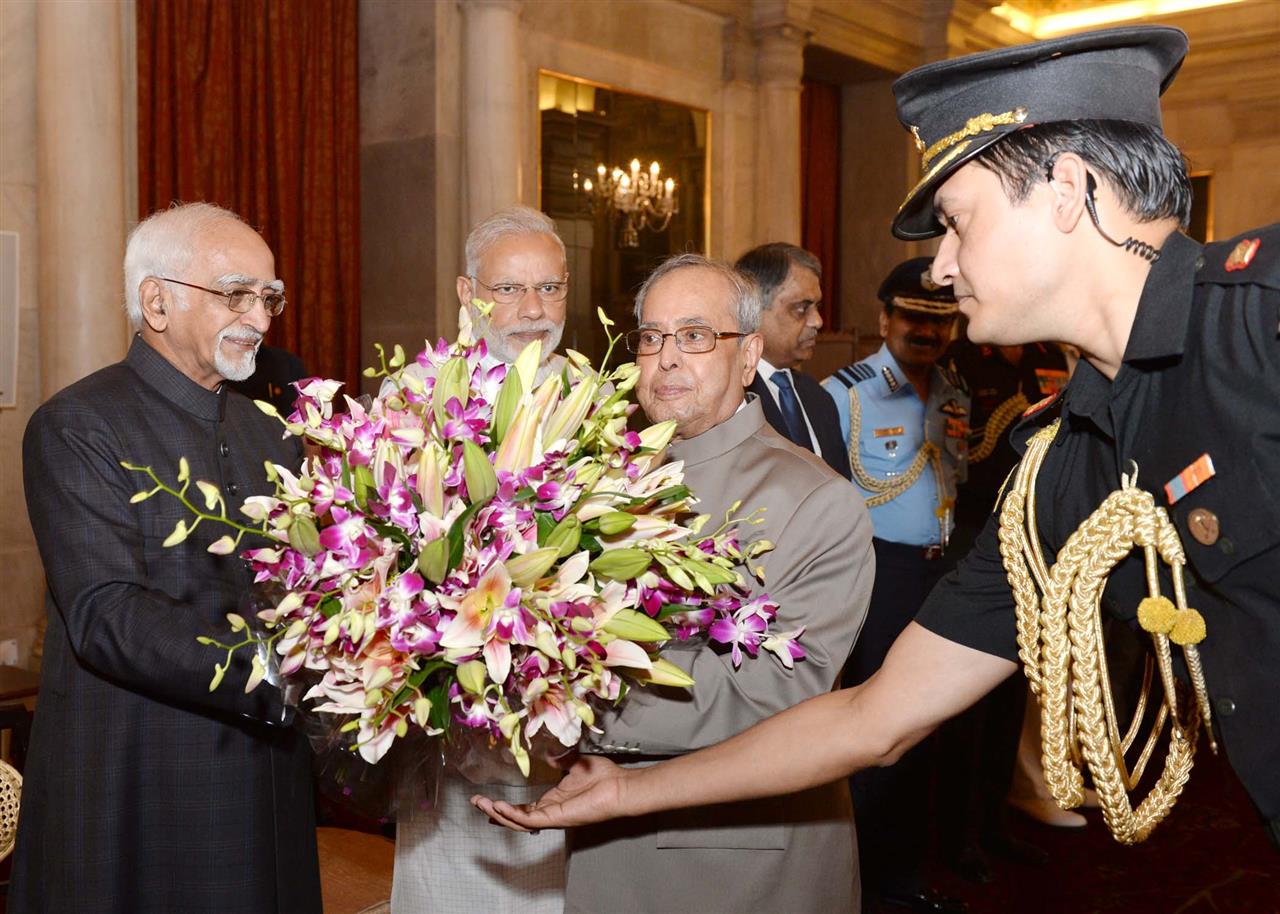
[1186,507,1219,546]
[1219,537,1235,556]
[225,482,240,496]
[1194,254,1206,271]
[219,441,230,457]
[1216,697,1236,717]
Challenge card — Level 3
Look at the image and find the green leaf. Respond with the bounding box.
[535,511,559,546]
[318,596,343,619]
[426,682,452,731]
[446,500,484,574]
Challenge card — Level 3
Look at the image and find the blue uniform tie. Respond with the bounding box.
[771,370,813,451]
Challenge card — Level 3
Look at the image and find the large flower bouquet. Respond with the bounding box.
[125,309,804,774]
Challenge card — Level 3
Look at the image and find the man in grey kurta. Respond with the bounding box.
[12,204,319,913]
[565,254,874,914]
[393,206,571,914]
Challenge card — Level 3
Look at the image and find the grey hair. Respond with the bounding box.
[733,243,822,310]
[464,206,566,276]
[633,253,762,334]
[123,202,247,332]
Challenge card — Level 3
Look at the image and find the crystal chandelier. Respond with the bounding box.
[581,159,678,248]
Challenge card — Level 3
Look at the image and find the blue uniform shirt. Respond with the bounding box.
[823,343,970,546]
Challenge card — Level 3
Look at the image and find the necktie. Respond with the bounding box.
[771,370,813,452]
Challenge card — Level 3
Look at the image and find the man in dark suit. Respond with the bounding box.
[12,203,320,913]
[734,243,851,479]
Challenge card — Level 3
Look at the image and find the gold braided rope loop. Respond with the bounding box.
[999,420,1213,844]
[968,393,1029,464]
[846,388,949,542]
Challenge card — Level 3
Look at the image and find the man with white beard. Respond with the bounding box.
[13,202,319,912]
[391,205,571,914]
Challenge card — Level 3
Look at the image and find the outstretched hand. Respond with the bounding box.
[471,755,630,831]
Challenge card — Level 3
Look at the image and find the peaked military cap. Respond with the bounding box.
[891,25,1189,240]
[878,256,958,316]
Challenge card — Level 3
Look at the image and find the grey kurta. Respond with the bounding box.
[12,337,320,914]
[566,398,875,914]
[391,351,570,914]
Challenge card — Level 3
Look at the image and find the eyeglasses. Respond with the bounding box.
[625,326,746,356]
[471,276,569,306]
[159,277,287,317]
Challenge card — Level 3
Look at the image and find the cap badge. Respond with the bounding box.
[921,106,1029,170]
[1224,237,1260,272]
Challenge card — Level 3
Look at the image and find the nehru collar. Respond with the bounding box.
[668,396,767,468]
[126,335,227,422]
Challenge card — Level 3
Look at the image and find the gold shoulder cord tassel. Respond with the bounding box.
[998,420,1216,844]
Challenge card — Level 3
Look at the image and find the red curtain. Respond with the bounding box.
[137,0,360,390]
[800,79,841,332]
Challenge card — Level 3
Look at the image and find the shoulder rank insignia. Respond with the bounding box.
[1022,390,1061,419]
[881,366,900,393]
[1225,237,1260,272]
[940,398,968,417]
[830,361,875,389]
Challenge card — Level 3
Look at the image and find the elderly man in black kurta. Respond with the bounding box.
[12,203,321,913]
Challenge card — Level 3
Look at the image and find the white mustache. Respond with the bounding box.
[220,329,264,346]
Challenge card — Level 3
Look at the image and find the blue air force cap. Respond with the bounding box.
[890,25,1189,240]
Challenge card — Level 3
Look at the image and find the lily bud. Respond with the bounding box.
[589,548,653,581]
[490,368,524,444]
[416,444,445,518]
[432,356,471,428]
[512,338,543,394]
[457,659,487,695]
[642,657,696,689]
[596,511,637,535]
[602,608,669,643]
[462,439,498,505]
[535,627,561,659]
[545,515,582,558]
[287,516,322,556]
[418,535,449,584]
[506,547,560,588]
[543,374,598,447]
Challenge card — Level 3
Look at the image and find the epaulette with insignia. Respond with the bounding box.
[936,363,969,394]
[829,361,876,389]
[1195,223,1280,289]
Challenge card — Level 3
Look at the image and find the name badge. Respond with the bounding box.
[874,426,904,438]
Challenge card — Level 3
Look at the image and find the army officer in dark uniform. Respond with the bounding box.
[475,26,1280,857]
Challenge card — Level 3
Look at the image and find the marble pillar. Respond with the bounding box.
[753,20,808,246]
[36,0,129,400]
[461,0,525,230]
